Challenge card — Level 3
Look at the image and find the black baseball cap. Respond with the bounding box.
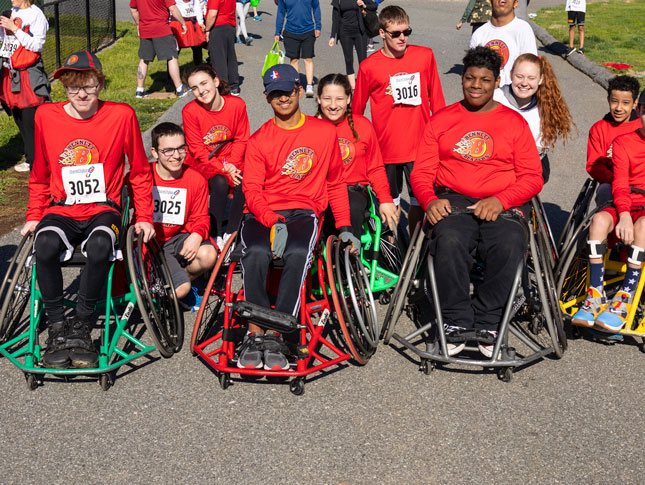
[53,50,103,79]
[263,64,300,95]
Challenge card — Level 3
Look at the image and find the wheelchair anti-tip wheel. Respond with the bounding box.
[126,226,184,358]
[0,233,34,343]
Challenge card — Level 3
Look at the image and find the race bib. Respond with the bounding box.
[390,72,422,106]
[61,164,106,205]
[152,186,187,226]
[0,36,18,60]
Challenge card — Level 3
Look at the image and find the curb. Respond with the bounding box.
[529,20,613,90]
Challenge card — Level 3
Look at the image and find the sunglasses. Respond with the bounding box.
[384,28,412,38]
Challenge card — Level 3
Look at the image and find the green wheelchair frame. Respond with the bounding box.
[0,195,183,390]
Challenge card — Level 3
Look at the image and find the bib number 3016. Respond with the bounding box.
[62,164,107,205]
[390,72,422,106]
[152,186,187,226]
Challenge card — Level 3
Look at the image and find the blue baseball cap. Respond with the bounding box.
[263,64,300,95]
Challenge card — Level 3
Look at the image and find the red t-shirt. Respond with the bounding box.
[206,0,236,27]
[412,102,543,210]
[27,101,153,223]
[130,0,174,39]
[611,128,645,215]
[182,96,249,180]
[352,45,446,164]
[151,162,210,243]
[586,116,641,184]
[334,114,393,205]
[243,115,351,229]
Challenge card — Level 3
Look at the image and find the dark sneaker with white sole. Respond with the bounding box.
[263,332,290,371]
[237,333,264,369]
[66,316,98,368]
[42,321,71,369]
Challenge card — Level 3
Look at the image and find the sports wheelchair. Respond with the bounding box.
[380,197,567,382]
[0,193,183,390]
[556,178,600,265]
[191,221,378,395]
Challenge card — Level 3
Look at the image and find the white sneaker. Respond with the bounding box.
[444,325,466,356]
[478,330,500,358]
[13,161,30,172]
[305,85,314,98]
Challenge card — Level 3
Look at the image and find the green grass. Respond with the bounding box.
[533,0,645,88]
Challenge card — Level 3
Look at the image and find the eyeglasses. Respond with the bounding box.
[384,28,412,38]
[158,145,187,156]
[65,84,100,95]
[268,88,299,100]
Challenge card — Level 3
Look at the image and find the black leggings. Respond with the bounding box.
[35,230,114,324]
[338,30,367,75]
[12,106,38,166]
[208,175,245,238]
[323,186,369,239]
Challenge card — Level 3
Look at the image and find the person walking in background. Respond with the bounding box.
[565,0,585,56]
[171,0,207,65]
[235,0,253,45]
[275,0,321,98]
[456,0,491,34]
[130,0,191,99]
[206,0,241,95]
[0,0,50,173]
[329,0,376,90]
[251,0,261,21]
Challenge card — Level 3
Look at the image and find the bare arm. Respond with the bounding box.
[130,7,139,24]
[169,5,187,33]
[205,9,218,31]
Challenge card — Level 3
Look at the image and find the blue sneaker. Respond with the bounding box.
[595,291,630,332]
[571,287,606,328]
[180,286,203,312]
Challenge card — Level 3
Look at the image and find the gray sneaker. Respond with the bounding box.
[237,333,263,369]
[263,332,290,371]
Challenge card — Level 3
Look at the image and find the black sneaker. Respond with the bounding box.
[578,48,585,55]
[135,90,150,99]
[176,85,191,98]
[66,316,98,368]
[566,47,577,57]
[42,321,71,369]
[230,88,241,97]
[444,324,467,356]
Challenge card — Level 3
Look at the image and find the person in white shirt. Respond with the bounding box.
[469,0,537,86]
[565,0,586,57]
[171,0,207,65]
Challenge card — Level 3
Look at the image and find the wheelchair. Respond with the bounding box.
[191,220,377,395]
[0,193,183,390]
[380,197,567,382]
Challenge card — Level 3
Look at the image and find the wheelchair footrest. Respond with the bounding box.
[445,328,496,344]
[233,301,299,334]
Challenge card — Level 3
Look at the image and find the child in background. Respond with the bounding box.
[565,0,585,57]
[251,0,261,21]
[456,0,491,34]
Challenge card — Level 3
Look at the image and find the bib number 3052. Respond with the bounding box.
[62,164,107,205]
[390,72,422,106]
[152,186,187,226]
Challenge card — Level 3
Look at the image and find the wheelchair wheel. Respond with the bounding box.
[382,221,426,344]
[376,226,405,277]
[190,232,237,354]
[532,196,558,269]
[0,233,34,343]
[556,178,597,256]
[126,227,184,358]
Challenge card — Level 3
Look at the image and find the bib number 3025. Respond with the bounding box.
[152,186,187,226]
[390,72,422,106]
[62,163,107,205]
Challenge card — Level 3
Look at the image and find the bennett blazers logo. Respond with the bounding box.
[485,39,510,67]
[203,125,232,145]
[281,147,316,180]
[58,139,100,166]
[338,138,356,166]
[453,131,493,162]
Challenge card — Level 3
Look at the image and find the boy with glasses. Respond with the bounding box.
[353,5,445,235]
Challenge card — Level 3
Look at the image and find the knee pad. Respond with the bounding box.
[586,240,607,259]
[34,230,64,262]
[627,245,645,265]
[84,230,114,263]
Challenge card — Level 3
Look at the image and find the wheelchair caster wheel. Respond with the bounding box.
[218,372,231,390]
[25,373,38,391]
[497,367,513,383]
[99,374,112,391]
[289,378,305,396]
[419,359,434,375]
[378,292,391,305]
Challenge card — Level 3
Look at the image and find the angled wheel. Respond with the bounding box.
[126,226,184,358]
[0,233,34,343]
[190,232,237,354]
[375,225,405,277]
[532,196,558,269]
[556,178,597,256]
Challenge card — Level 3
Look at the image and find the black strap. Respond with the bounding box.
[49,197,121,213]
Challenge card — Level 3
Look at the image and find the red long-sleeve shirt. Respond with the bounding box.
[151,163,210,243]
[611,128,645,215]
[334,114,393,204]
[27,101,153,224]
[352,45,446,164]
[182,96,249,180]
[412,102,543,210]
[586,115,640,184]
[243,115,351,229]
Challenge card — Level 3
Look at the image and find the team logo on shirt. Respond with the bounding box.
[606,144,613,158]
[203,125,232,145]
[58,139,100,166]
[385,71,409,97]
[338,138,355,166]
[453,131,493,162]
[281,147,316,180]
[485,39,510,68]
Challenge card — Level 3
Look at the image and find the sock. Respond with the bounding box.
[620,267,641,295]
[589,262,604,290]
[136,87,144,93]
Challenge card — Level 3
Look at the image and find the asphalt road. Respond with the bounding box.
[1,1,643,484]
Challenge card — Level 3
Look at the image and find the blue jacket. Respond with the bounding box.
[275,0,321,35]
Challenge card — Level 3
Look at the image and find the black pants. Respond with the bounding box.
[240,209,318,316]
[208,24,239,90]
[338,30,367,75]
[429,193,527,330]
[208,175,245,238]
[12,106,37,166]
[323,185,369,239]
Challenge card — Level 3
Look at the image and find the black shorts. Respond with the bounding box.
[567,11,585,26]
[35,211,122,262]
[283,29,316,59]
[162,232,213,288]
[138,34,179,61]
[385,162,418,206]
